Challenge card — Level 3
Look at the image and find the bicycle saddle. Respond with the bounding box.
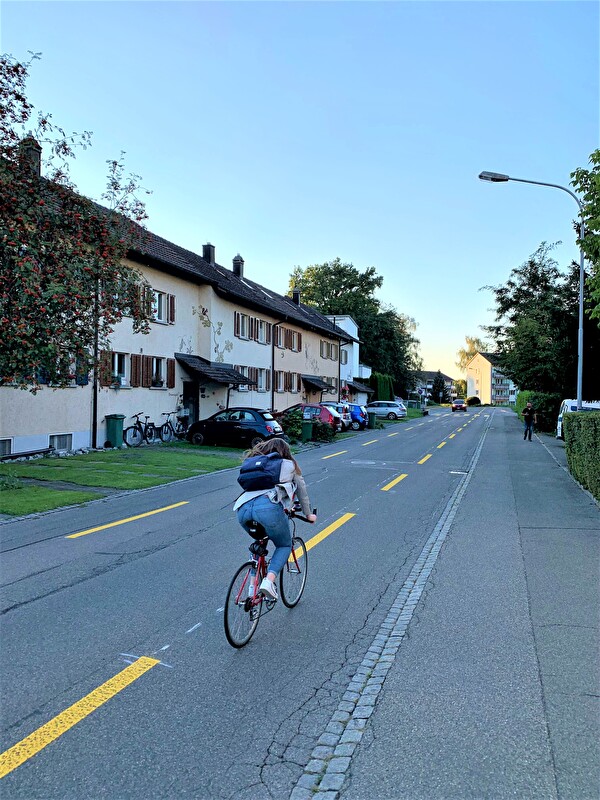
[247,520,267,540]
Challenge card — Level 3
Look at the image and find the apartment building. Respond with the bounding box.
[466,352,517,405]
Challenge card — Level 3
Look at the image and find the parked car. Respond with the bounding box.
[365,400,407,420]
[276,403,341,431]
[347,403,368,430]
[320,401,352,431]
[451,398,467,412]
[187,407,284,447]
[555,398,600,439]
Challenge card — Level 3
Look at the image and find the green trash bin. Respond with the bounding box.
[368,412,377,429]
[105,413,126,448]
[301,420,314,443]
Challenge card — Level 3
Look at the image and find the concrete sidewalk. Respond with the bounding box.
[343,412,599,799]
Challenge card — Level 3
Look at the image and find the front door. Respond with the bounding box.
[182,381,199,423]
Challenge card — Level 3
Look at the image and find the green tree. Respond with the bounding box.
[456,335,488,372]
[482,242,600,398]
[431,371,449,403]
[290,259,422,396]
[570,149,600,322]
[0,53,152,391]
[454,378,467,397]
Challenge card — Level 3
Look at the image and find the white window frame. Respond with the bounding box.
[257,368,267,392]
[49,433,73,452]
[152,290,167,323]
[276,370,285,392]
[151,357,165,387]
[0,438,12,457]
[256,319,267,344]
[111,352,128,386]
[276,326,285,348]
[291,331,300,352]
[290,372,300,393]
[239,313,249,340]
[238,365,249,392]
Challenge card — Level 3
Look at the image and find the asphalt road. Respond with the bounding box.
[1,408,596,799]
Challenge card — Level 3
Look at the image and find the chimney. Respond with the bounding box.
[202,242,215,264]
[18,137,42,177]
[292,288,301,305]
[232,253,244,278]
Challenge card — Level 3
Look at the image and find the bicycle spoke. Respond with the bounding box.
[224,563,261,647]
[280,537,308,608]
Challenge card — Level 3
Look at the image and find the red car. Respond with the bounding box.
[276,403,342,431]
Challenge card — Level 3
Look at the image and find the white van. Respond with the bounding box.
[556,399,600,439]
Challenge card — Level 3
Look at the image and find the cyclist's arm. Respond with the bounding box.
[293,473,312,517]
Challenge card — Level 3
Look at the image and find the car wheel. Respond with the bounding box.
[386,412,397,420]
[350,420,360,430]
[250,436,265,447]
[191,432,204,446]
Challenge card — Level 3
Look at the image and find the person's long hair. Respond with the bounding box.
[244,437,302,474]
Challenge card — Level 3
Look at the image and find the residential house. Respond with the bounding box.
[325,315,373,406]
[466,352,517,405]
[415,370,456,401]
[0,167,356,455]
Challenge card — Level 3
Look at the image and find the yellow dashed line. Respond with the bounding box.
[362,439,378,446]
[448,433,456,439]
[322,451,348,460]
[66,502,189,539]
[292,513,355,558]
[387,432,400,437]
[381,474,408,491]
[418,454,432,464]
[437,442,446,449]
[0,657,159,779]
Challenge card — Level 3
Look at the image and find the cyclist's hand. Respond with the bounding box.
[307,513,317,523]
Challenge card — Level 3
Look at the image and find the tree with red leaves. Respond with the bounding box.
[0,53,152,392]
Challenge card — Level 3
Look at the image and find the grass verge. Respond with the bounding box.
[0,486,100,516]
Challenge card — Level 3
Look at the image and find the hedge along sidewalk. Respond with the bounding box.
[0,444,242,516]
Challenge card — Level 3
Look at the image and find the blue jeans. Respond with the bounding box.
[237,494,291,577]
[523,420,534,440]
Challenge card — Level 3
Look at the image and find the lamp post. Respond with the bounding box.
[478,171,586,410]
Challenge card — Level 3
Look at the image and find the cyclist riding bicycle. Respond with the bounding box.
[233,438,317,601]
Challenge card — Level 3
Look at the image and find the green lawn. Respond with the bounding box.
[0,486,100,516]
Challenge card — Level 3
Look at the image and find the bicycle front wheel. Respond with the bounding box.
[224,562,261,648]
[280,537,308,608]
[124,425,143,447]
[160,423,174,443]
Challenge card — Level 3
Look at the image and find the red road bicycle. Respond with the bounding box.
[224,503,315,648]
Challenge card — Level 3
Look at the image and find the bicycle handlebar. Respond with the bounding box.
[290,507,317,523]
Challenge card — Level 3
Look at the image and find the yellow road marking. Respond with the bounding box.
[387,432,400,437]
[291,513,355,558]
[381,474,408,491]
[322,451,348,460]
[418,454,432,464]
[362,439,378,446]
[448,433,456,439]
[0,657,159,779]
[437,442,446,449]
[66,502,189,539]
[405,426,414,430]
[457,427,463,432]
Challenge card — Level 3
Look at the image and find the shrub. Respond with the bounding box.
[312,420,336,442]
[516,391,562,433]
[564,412,600,500]
[466,396,481,406]
[279,409,303,442]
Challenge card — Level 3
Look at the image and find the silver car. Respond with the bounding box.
[365,400,407,420]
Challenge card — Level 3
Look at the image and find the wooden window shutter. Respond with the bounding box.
[99,350,112,387]
[286,372,292,392]
[250,367,258,385]
[265,370,271,391]
[130,354,142,387]
[234,311,240,337]
[266,323,272,344]
[166,358,175,388]
[297,373,302,392]
[297,332,302,351]
[168,294,176,324]
[142,355,153,388]
[285,328,292,350]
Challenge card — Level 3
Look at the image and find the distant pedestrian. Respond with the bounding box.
[522,402,537,441]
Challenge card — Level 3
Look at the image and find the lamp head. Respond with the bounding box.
[479,171,510,183]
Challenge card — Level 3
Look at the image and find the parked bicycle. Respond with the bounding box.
[224,502,315,648]
[158,411,189,443]
[123,412,157,447]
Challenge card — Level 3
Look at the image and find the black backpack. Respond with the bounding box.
[237,451,283,491]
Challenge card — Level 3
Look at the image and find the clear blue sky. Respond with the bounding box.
[2,0,598,379]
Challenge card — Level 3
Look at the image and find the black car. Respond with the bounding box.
[451,398,467,412]
[187,407,284,447]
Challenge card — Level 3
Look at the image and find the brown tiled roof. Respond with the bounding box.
[175,353,255,385]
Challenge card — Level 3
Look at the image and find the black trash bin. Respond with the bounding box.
[367,412,377,429]
[105,414,126,448]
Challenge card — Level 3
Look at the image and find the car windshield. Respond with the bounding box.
[260,411,274,420]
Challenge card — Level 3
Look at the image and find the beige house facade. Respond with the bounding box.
[466,352,517,406]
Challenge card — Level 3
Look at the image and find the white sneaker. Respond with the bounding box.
[259,578,278,600]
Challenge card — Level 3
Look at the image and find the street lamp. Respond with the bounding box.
[478,171,586,410]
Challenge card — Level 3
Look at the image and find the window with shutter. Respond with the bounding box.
[168,295,176,324]
[167,358,175,388]
[320,340,326,358]
[297,332,302,352]
[130,354,142,387]
[142,355,152,388]
[266,323,272,345]
[234,311,241,337]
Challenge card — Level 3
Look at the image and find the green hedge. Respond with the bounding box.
[466,396,481,406]
[369,372,394,401]
[564,412,600,501]
[516,391,562,433]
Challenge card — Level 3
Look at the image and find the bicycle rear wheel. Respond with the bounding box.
[224,562,261,648]
[124,425,143,447]
[145,424,156,444]
[280,537,308,608]
[160,423,174,443]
